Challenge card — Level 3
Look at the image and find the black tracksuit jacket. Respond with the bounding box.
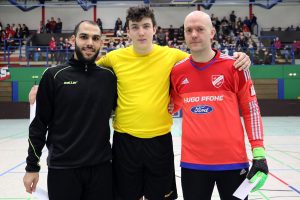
[25,58,117,172]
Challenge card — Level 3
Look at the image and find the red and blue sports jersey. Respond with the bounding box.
[171,50,264,171]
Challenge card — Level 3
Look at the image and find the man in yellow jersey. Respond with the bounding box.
[96,6,250,200]
[29,6,250,200]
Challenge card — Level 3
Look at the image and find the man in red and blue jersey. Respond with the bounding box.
[171,11,269,200]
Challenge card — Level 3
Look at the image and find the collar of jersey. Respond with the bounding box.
[189,50,217,71]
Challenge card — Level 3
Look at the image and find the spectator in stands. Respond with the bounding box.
[6,31,15,48]
[116,38,125,49]
[236,18,243,33]
[179,41,188,52]
[16,24,23,39]
[56,18,62,33]
[292,40,300,55]
[177,25,184,40]
[221,16,229,25]
[124,38,131,47]
[116,25,124,37]
[49,36,56,65]
[5,24,15,38]
[64,38,72,60]
[49,17,57,33]
[0,30,6,50]
[170,37,179,49]
[242,24,251,37]
[229,11,236,26]
[33,48,41,62]
[220,16,230,36]
[123,20,128,32]
[273,37,282,50]
[168,25,175,41]
[22,24,29,38]
[282,44,291,63]
[236,34,248,52]
[107,41,116,52]
[96,18,103,33]
[69,37,75,50]
[114,17,122,36]
[57,37,65,64]
[11,24,16,32]
[296,26,300,31]
[214,17,221,36]
[249,38,258,51]
[46,19,51,33]
[37,21,46,34]
[156,26,167,46]
[243,16,251,30]
[120,38,126,47]
[250,14,258,35]
[263,49,272,64]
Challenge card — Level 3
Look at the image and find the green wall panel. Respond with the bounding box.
[283,66,300,99]
[7,65,300,101]
[10,67,46,102]
[250,65,284,79]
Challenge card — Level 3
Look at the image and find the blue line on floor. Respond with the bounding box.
[0,161,26,177]
[289,186,300,195]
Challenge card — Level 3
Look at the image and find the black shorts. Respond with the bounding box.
[112,131,177,200]
[181,167,249,200]
[47,161,113,200]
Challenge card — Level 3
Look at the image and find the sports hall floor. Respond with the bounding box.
[0,117,300,200]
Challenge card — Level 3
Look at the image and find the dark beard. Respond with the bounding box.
[75,43,100,64]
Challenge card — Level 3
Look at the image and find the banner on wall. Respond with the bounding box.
[0,66,11,81]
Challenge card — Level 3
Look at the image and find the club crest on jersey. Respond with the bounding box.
[190,105,213,114]
[212,75,224,88]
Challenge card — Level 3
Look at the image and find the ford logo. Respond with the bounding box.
[190,105,213,114]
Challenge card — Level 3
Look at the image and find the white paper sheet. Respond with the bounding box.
[233,177,261,200]
[30,101,36,123]
[32,187,49,200]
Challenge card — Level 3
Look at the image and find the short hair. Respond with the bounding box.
[126,6,157,28]
[73,20,100,37]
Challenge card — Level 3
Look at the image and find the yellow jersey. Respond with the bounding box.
[96,44,188,138]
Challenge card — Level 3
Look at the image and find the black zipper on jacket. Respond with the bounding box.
[85,64,88,72]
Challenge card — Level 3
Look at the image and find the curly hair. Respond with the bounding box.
[126,6,157,28]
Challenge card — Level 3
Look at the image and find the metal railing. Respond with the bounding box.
[2,38,23,61]
[24,46,74,67]
[1,43,297,67]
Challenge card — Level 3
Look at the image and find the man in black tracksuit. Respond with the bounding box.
[23,21,117,200]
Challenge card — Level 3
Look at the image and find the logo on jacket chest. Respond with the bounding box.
[211,75,224,88]
[64,81,78,85]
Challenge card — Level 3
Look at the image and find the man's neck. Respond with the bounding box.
[191,49,216,63]
[133,44,153,55]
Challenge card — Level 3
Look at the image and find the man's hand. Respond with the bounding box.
[23,172,39,194]
[247,147,269,192]
[233,52,251,71]
[168,100,174,114]
[29,85,38,105]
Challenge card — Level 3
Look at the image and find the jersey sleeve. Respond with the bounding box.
[236,69,264,149]
[26,69,54,172]
[170,70,183,113]
[96,52,113,67]
[174,49,189,62]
